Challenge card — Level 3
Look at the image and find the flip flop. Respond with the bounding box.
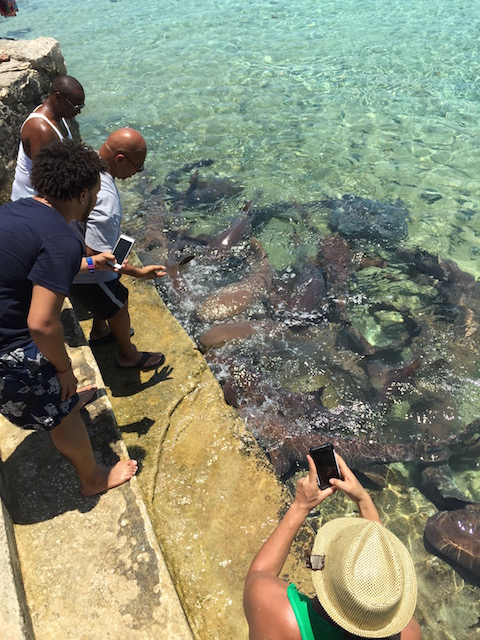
[118,351,165,371]
[89,326,134,346]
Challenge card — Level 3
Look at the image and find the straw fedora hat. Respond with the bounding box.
[311,518,417,638]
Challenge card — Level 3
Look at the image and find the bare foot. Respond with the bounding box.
[80,459,138,496]
[77,384,98,408]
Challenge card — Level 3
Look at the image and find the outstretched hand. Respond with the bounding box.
[121,261,167,279]
[138,264,167,279]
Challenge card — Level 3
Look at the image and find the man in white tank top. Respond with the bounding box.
[11,74,85,201]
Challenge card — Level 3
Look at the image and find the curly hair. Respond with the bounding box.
[31,140,108,200]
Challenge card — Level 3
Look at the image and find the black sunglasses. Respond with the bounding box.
[119,152,144,172]
[61,94,84,113]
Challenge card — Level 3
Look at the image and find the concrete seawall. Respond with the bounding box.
[0,263,314,639]
[0,295,194,639]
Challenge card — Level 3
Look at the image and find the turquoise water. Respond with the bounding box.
[3,1,480,637]
[3,1,480,271]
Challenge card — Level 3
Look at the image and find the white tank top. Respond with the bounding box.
[11,108,73,201]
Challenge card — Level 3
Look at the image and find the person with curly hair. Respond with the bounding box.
[11,75,85,201]
[0,139,138,495]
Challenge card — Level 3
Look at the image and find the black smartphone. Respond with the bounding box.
[309,443,342,490]
[108,234,135,269]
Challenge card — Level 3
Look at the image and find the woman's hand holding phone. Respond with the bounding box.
[328,454,382,523]
[293,455,335,516]
[309,443,342,490]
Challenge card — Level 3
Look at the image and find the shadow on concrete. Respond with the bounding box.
[92,345,174,397]
[67,299,92,323]
[1,405,127,525]
[69,297,175,395]
[121,417,156,436]
[123,445,148,472]
[2,430,100,525]
[61,306,88,348]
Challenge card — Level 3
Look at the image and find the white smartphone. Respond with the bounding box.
[108,234,135,269]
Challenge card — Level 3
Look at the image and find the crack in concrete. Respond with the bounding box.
[151,382,204,504]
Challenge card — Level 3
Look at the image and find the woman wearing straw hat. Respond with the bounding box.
[244,453,422,640]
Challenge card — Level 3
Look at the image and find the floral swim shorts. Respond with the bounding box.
[0,341,79,431]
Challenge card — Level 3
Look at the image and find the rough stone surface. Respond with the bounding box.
[77,263,314,640]
[0,302,193,640]
[0,37,73,204]
[0,497,34,640]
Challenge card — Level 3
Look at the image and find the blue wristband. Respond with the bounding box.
[86,256,95,272]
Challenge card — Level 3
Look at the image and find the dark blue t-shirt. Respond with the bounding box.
[0,198,83,354]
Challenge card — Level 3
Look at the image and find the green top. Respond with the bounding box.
[287,584,344,640]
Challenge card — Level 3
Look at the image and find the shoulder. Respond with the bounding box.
[400,619,423,640]
[41,224,83,260]
[21,114,57,141]
[94,173,120,213]
[244,575,301,640]
[35,208,83,252]
[86,173,121,228]
[99,172,118,196]
[20,115,59,158]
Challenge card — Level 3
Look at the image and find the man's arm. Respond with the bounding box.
[27,284,77,400]
[84,245,166,280]
[77,251,117,274]
[120,261,167,280]
[246,455,332,581]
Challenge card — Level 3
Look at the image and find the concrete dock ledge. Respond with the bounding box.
[0,261,313,640]
[0,493,34,640]
[0,301,193,640]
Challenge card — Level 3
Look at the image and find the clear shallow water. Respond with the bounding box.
[3,1,480,637]
[3,1,480,269]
